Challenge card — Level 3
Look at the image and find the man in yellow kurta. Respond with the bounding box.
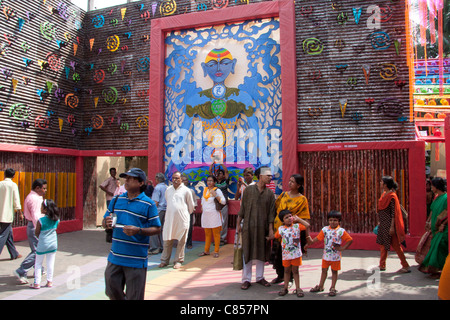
[159,172,195,269]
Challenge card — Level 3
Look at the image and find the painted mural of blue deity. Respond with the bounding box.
[164,18,282,196]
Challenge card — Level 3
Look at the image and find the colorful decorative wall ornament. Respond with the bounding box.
[3,6,16,20]
[303,38,323,55]
[362,64,370,84]
[136,115,149,128]
[46,53,61,72]
[352,7,362,24]
[160,0,177,16]
[369,31,391,50]
[379,63,398,80]
[91,115,104,129]
[136,56,150,72]
[9,103,31,120]
[102,87,118,105]
[40,21,57,41]
[35,115,50,130]
[65,93,79,109]
[93,69,105,84]
[92,15,105,28]
[106,35,120,52]
[339,98,347,117]
[212,0,229,10]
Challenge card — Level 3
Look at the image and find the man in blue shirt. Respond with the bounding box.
[149,173,167,254]
[103,168,161,300]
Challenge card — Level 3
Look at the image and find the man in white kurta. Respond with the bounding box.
[159,172,195,269]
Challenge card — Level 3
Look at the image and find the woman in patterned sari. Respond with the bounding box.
[376,176,410,273]
[419,177,448,278]
[271,174,310,284]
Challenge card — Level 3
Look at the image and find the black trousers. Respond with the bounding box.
[104,261,147,300]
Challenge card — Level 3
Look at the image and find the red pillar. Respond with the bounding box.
[444,117,450,252]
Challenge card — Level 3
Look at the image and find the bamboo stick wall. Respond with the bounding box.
[299,149,409,233]
[0,152,76,227]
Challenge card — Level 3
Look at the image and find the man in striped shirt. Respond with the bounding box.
[103,168,161,300]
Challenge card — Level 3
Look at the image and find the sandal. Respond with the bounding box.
[30,283,40,289]
[309,285,324,293]
[256,278,271,287]
[329,288,337,296]
[295,289,304,297]
[213,253,219,258]
[158,262,168,268]
[278,288,288,296]
[270,277,283,284]
[44,282,53,288]
[241,281,251,290]
[198,252,210,257]
[397,268,411,274]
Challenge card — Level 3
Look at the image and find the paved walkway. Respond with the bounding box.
[0,229,441,300]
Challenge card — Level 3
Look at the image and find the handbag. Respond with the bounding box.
[400,204,409,233]
[415,230,432,264]
[105,195,119,243]
[214,197,226,211]
[373,225,379,235]
[233,231,243,270]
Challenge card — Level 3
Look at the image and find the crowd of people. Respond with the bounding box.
[0,166,449,300]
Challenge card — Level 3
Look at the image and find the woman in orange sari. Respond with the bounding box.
[271,174,310,284]
[376,176,410,273]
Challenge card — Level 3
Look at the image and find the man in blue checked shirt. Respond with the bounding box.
[103,168,161,300]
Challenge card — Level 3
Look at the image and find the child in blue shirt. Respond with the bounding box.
[30,199,59,289]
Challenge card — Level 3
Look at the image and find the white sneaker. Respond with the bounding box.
[13,270,29,284]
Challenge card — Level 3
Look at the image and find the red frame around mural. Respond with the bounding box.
[445,117,450,253]
[148,0,298,190]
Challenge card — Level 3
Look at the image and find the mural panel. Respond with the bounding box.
[163,18,282,196]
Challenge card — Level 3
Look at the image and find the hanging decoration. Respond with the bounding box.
[11,78,18,94]
[362,64,370,84]
[58,118,64,132]
[339,98,347,118]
